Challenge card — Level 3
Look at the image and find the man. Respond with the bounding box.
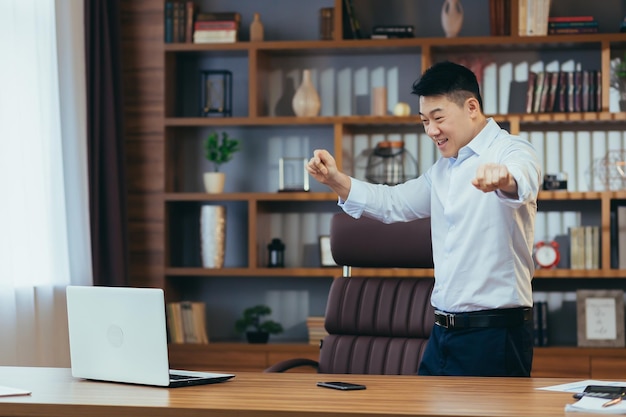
[306,61,542,377]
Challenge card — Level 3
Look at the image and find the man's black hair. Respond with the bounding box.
[411,61,483,111]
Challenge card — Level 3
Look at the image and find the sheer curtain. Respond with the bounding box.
[0,0,92,366]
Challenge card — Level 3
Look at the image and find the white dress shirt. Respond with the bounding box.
[340,119,542,313]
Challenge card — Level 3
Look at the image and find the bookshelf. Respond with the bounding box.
[121,0,626,375]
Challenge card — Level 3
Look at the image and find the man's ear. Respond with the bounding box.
[466,97,481,116]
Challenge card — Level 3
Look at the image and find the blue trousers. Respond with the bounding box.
[417,319,534,376]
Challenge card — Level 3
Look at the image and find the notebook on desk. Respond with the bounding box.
[66,285,235,388]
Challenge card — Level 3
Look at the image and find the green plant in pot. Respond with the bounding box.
[203,131,240,193]
[235,304,284,344]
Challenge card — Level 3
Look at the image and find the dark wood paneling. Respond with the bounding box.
[121,1,164,289]
[125,140,164,192]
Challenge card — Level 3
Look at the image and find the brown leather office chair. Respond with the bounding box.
[265,212,435,375]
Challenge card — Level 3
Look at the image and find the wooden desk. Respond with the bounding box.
[0,367,599,417]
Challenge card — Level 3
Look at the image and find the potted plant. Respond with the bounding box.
[203,131,240,193]
[235,304,284,344]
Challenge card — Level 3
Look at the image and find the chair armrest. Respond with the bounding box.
[264,358,319,373]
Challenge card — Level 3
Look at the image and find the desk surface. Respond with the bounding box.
[0,366,600,417]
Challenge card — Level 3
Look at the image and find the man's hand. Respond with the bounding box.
[306,149,337,184]
[472,163,517,196]
[306,149,351,200]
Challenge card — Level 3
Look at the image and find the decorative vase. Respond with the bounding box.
[292,69,321,117]
[250,12,264,41]
[441,0,463,38]
[203,172,225,193]
[200,205,226,268]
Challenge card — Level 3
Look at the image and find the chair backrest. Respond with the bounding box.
[317,213,435,375]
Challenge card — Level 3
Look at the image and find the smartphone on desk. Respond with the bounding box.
[317,381,366,391]
[573,385,626,400]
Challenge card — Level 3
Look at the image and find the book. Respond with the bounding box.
[548,15,594,23]
[372,25,414,35]
[518,0,527,36]
[548,27,599,34]
[557,71,567,112]
[545,71,559,112]
[596,70,602,112]
[319,7,334,40]
[166,301,209,344]
[581,70,590,112]
[343,0,362,39]
[196,11,241,23]
[525,71,537,113]
[193,29,237,43]
[164,2,174,43]
[194,20,238,30]
[618,206,626,269]
[185,1,195,43]
[567,71,575,112]
[532,71,546,113]
[538,71,552,113]
[177,1,186,42]
[548,21,598,28]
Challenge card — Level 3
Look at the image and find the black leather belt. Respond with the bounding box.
[434,307,532,329]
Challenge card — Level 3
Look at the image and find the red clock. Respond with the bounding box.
[533,240,560,269]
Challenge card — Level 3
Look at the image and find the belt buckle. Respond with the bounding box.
[437,311,455,329]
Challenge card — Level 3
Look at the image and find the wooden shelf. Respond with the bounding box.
[163,33,626,54]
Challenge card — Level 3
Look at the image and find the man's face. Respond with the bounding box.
[419,94,474,159]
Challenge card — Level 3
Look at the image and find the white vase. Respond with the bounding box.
[203,172,225,193]
[200,205,226,268]
[441,0,463,38]
[292,69,321,117]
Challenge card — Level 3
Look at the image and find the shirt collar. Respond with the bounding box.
[448,118,498,165]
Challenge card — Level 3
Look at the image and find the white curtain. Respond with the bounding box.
[0,0,92,366]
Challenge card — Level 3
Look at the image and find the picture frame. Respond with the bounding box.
[319,236,337,267]
[576,289,625,348]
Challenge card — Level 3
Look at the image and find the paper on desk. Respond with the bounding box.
[565,396,626,414]
[538,380,626,393]
[0,385,31,397]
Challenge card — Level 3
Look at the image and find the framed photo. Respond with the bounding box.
[577,289,625,348]
[319,236,337,267]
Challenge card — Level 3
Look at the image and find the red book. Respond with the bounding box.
[194,20,238,30]
[548,16,594,23]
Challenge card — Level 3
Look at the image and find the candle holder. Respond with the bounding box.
[267,238,285,267]
[200,70,232,117]
[278,157,310,192]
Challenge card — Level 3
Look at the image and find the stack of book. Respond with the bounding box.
[525,70,602,113]
[518,0,551,36]
[306,316,328,346]
[164,1,195,43]
[370,25,414,39]
[193,12,240,44]
[569,226,600,270]
[548,16,599,35]
[166,301,209,344]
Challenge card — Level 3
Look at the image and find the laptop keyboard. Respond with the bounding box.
[169,373,201,380]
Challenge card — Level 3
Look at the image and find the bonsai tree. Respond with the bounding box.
[235,305,283,342]
[204,131,240,172]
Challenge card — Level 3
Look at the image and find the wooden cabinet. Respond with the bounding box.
[129,0,626,372]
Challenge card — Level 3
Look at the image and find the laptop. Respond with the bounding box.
[66,285,235,388]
